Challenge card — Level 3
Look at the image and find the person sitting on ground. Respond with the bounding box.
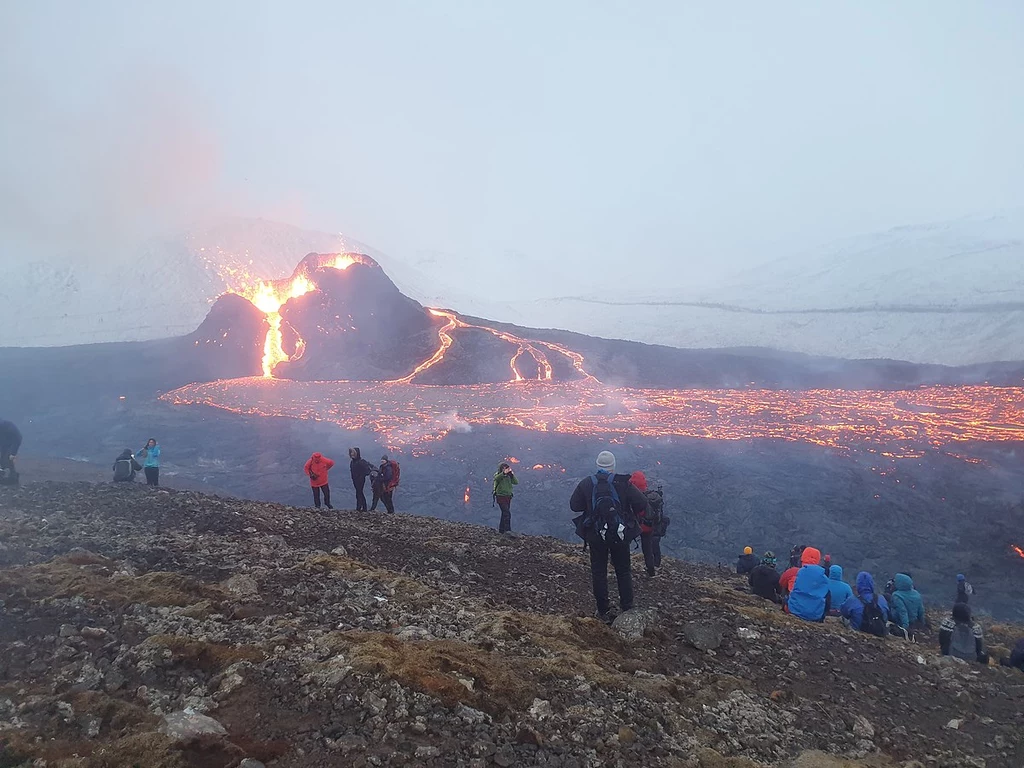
[840,571,890,636]
[826,565,854,617]
[939,603,988,663]
[787,547,831,622]
[999,638,1024,671]
[629,471,662,577]
[789,544,807,569]
[304,451,335,510]
[955,573,974,604]
[493,462,519,533]
[889,572,927,636]
[736,546,759,575]
[778,560,800,598]
[570,451,647,624]
[748,552,782,603]
[112,449,142,482]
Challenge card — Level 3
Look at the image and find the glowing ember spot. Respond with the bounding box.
[464,486,471,504]
[1012,545,1024,559]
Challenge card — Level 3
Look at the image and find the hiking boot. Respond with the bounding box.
[646,568,657,578]
[596,611,614,625]
[326,504,334,510]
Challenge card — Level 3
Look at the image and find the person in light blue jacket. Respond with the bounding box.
[826,565,854,616]
[890,573,926,631]
[787,547,831,622]
[138,438,161,486]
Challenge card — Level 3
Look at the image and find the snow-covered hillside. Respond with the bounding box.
[4,213,1022,366]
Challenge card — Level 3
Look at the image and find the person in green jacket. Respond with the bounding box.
[492,462,519,533]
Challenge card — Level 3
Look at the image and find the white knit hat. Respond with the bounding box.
[596,451,616,472]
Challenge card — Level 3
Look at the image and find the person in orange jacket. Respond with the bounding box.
[304,452,335,510]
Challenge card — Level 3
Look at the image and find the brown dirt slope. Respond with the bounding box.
[1,482,1022,768]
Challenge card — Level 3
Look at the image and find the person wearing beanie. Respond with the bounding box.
[786,547,831,622]
[570,451,648,623]
[955,573,974,604]
[748,551,782,603]
[736,546,759,575]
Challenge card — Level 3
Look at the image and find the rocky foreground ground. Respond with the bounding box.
[0,483,1022,768]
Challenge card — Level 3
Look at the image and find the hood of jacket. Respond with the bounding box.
[312,452,323,460]
[630,471,648,492]
[117,449,133,460]
[350,448,362,461]
[829,565,844,581]
[894,573,914,592]
[856,571,877,598]
[801,547,821,566]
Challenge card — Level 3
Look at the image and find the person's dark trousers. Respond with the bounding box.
[144,467,159,486]
[588,535,634,615]
[381,489,395,514]
[496,495,512,532]
[370,485,381,511]
[641,532,658,575]
[312,484,332,509]
[0,450,12,472]
[353,478,368,512]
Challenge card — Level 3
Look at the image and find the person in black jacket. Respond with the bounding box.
[1000,638,1024,671]
[348,447,373,512]
[0,419,22,483]
[112,449,143,482]
[748,551,782,603]
[736,546,759,575]
[569,451,647,623]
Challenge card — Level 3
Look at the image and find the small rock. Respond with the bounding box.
[332,545,349,557]
[945,718,964,730]
[617,726,636,745]
[494,747,516,767]
[528,698,553,720]
[160,711,228,741]
[59,624,79,638]
[79,714,102,739]
[683,621,723,652]
[852,715,875,740]
[80,627,109,640]
[414,746,440,759]
[239,758,266,768]
[517,727,544,747]
[613,608,658,640]
[362,691,387,715]
[224,574,260,599]
[737,627,762,641]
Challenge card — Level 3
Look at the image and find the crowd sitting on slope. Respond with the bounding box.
[734,539,998,664]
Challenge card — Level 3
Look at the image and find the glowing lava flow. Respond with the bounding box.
[1012,545,1024,559]
[229,253,371,378]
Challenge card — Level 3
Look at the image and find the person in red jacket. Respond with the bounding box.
[629,471,660,578]
[304,452,335,510]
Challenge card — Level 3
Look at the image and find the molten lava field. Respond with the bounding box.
[163,378,1024,461]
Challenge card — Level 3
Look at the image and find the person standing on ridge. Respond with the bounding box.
[112,449,142,483]
[955,573,974,604]
[748,552,782,603]
[378,455,399,514]
[0,419,22,485]
[629,471,662,577]
[570,451,647,623]
[304,451,335,510]
[736,546,759,575]
[493,462,518,533]
[348,448,373,512]
[138,438,161,486]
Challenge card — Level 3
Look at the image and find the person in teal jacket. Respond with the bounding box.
[826,565,854,616]
[492,462,518,533]
[138,438,161,487]
[890,572,926,631]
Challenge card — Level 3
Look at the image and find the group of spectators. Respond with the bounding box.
[736,545,1020,667]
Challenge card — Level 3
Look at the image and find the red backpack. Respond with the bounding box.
[388,460,401,488]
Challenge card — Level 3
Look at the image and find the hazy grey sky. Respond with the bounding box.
[2,0,1023,287]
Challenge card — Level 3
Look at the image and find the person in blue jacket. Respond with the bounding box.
[138,438,161,486]
[787,547,831,622]
[826,565,854,616]
[890,573,926,631]
[841,571,890,632]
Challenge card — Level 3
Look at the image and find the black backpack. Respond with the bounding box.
[643,488,664,527]
[859,595,887,637]
[574,474,634,543]
[113,458,134,481]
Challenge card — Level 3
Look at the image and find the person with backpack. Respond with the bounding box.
[955,573,974,604]
[377,455,399,514]
[629,471,663,577]
[999,638,1024,671]
[889,572,927,636]
[778,560,800,599]
[304,452,335,510]
[0,419,22,485]
[492,462,518,533]
[786,547,831,622]
[137,438,161,486]
[348,448,374,512]
[570,451,647,623]
[748,551,782,603]
[939,603,988,663]
[826,565,854,617]
[789,544,807,569]
[112,449,142,483]
[736,547,759,575]
[840,571,890,636]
